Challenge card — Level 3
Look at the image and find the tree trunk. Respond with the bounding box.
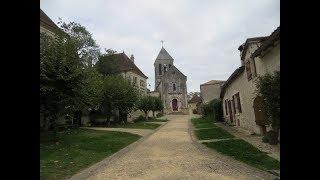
[145,111,148,120]
[106,115,111,127]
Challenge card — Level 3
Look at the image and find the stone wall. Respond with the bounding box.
[200,83,222,104]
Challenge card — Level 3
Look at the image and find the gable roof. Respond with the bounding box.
[220,66,245,98]
[156,47,174,61]
[200,80,225,86]
[251,26,280,58]
[188,95,202,103]
[161,65,187,80]
[238,37,267,61]
[40,9,60,34]
[108,53,148,79]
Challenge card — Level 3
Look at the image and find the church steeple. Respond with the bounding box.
[154,46,174,90]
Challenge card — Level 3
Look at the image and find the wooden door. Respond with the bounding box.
[253,96,268,126]
[172,99,178,111]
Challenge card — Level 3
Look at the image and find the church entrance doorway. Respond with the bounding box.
[172,99,178,111]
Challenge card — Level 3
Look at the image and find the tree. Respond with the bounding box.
[58,20,101,67]
[188,92,200,101]
[101,75,139,126]
[150,97,164,118]
[137,96,153,120]
[40,32,84,133]
[95,53,120,76]
[41,20,105,134]
[256,71,280,142]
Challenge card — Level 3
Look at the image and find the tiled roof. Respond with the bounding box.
[188,95,202,103]
[200,80,225,86]
[220,66,245,98]
[252,26,280,58]
[40,9,60,33]
[238,37,267,61]
[109,53,148,79]
[156,47,174,60]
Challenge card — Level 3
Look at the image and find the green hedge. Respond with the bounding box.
[201,99,223,122]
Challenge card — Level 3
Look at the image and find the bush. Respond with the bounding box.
[192,109,198,114]
[133,115,146,123]
[156,112,164,118]
[262,130,279,145]
[201,99,223,121]
[256,71,280,131]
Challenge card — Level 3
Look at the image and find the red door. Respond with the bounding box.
[172,99,178,111]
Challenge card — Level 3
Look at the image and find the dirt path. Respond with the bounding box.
[84,115,277,180]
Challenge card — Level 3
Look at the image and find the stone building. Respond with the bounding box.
[153,47,188,114]
[188,95,202,114]
[40,9,62,37]
[200,80,225,104]
[96,53,148,122]
[220,26,280,135]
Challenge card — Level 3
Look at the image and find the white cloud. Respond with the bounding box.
[41,0,279,92]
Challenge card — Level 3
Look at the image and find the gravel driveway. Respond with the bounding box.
[86,115,277,180]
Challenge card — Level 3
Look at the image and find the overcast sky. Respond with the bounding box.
[41,0,279,92]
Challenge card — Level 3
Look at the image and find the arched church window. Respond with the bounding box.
[159,64,162,75]
[173,83,176,91]
[169,64,171,68]
[164,64,167,72]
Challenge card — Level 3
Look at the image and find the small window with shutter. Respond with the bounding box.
[246,60,252,80]
[236,92,242,113]
[225,99,228,115]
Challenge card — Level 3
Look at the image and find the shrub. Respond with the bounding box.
[256,71,280,131]
[262,130,279,145]
[156,112,164,118]
[133,115,146,123]
[201,99,223,121]
[192,109,198,114]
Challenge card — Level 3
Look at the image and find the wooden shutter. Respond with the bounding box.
[225,99,228,115]
[236,92,242,113]
[246,61,252,80]
[232,95,236,114]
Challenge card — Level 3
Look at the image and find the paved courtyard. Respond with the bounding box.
[77,115,277,180]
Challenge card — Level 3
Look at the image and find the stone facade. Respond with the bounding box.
[121,71,147,95]
[221,27,280,135]
[200,80,225,104]
[154,47,188,114]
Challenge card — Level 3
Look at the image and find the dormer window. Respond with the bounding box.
[159,64,162,75]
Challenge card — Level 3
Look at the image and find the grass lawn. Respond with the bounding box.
[203,139,280,171]
[194,128,234,140]
[191,116,216,129]
[40,129,140,180]
[110,121,161,129]
[148,118,168,122]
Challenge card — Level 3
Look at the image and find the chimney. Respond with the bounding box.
[130,54,134,63]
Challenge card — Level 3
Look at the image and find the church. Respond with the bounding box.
[153,46,189,114]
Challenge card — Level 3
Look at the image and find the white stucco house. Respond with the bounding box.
[220,26,280,135]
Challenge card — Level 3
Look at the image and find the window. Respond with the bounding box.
[173,83,176,91]
[235,92,242,113]
[133,76,137,85]
[232,95,236,114]
[245,61,251,80]
[246,60,252,80]
[250,58,257,77]
[159,64,162,75]
[169,64,171,68]
[164,64,167,72]
[140,80,144,87]
[225,99,228,115]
